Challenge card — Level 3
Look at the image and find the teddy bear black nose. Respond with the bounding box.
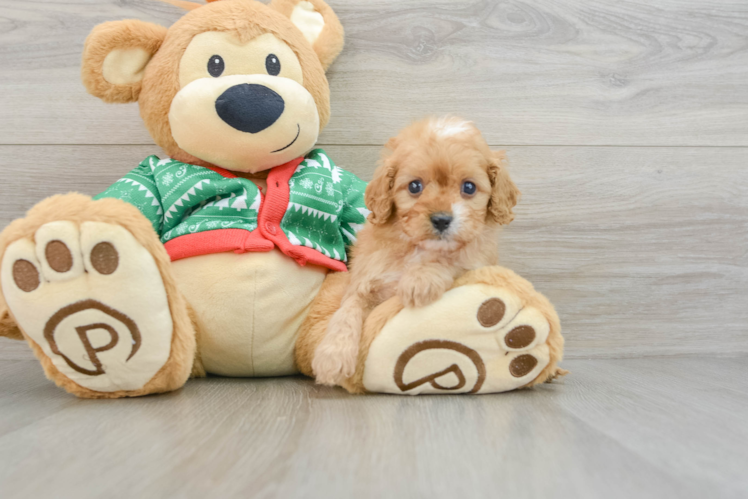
[430,213,453,233]
[215,84,285,134]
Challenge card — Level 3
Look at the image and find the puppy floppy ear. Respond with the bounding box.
[487,150,521,225]
[365,158,398,226]
[270,0,344,70]
[81,20,167,103]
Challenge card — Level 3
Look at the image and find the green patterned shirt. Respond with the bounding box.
[94,149,368,271]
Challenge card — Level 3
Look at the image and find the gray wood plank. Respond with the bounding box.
[0,337,33,361]
[0,357,746,497]
[558,356,748,497]
[0,144,746,359]
[0,360,78,437]
[1,0,747,146]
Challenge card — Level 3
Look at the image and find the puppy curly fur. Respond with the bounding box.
[312,116,521,385]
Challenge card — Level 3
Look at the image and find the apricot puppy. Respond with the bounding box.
[312,116,521,386]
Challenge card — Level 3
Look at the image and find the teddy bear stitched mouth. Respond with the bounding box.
[271,123,301,153]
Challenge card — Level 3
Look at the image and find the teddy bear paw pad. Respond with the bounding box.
[362,283,552,395]
[1,221,173,392]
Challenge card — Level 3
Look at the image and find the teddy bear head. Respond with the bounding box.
[81,0,344,173]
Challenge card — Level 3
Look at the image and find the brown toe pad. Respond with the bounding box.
[477,298,505,327]
[505,325,536,349]
[509,354,538,378]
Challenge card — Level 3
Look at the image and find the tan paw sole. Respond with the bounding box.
[1,221,173,393]
[362,284,553,395]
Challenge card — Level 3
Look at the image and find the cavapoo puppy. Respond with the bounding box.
[312,116,521,386]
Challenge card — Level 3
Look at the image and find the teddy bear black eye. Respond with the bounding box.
[462,181,477,196]
[266,54,281,76]
[207,55,225,77]
[408,180,423,195]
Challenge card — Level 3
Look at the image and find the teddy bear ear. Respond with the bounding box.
[269,0,344,71]
[81,20,168,103]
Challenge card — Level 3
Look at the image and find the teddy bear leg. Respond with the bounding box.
[0,194,196,398]
[345,266,566,395]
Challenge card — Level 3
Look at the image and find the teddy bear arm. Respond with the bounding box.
[337,171,369,252]
[92,158,166,237]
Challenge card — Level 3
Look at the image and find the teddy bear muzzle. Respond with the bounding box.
[168,73,320,173]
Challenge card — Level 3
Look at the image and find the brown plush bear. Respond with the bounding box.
[0,0,564,398]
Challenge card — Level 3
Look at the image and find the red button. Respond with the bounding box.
[265,222,277,235]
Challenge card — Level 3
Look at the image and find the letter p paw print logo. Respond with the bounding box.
[43,299,141,377]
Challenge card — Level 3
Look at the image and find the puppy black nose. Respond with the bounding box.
[215,84,285,134]
[430,213,453,233]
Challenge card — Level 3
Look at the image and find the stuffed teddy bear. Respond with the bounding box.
[0,0,565,398]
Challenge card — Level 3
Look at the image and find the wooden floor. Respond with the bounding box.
[0,356,745,498]
[1,0,747,497]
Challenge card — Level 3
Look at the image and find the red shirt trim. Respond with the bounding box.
[164,228,274,261]
[163,157,348,273]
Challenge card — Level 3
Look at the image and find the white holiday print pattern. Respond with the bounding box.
[281,149,367,262]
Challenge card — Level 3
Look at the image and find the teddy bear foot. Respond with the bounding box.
[0,195,195,398]
[359,267,565,395]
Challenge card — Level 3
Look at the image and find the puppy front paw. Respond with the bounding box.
[312,336,359,386]
[397,273,451,309]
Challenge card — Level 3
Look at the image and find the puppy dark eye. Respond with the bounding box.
[462,181,477,196]
[208,55,225,77]
[408,180,423,195]
[266,54,281,76]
